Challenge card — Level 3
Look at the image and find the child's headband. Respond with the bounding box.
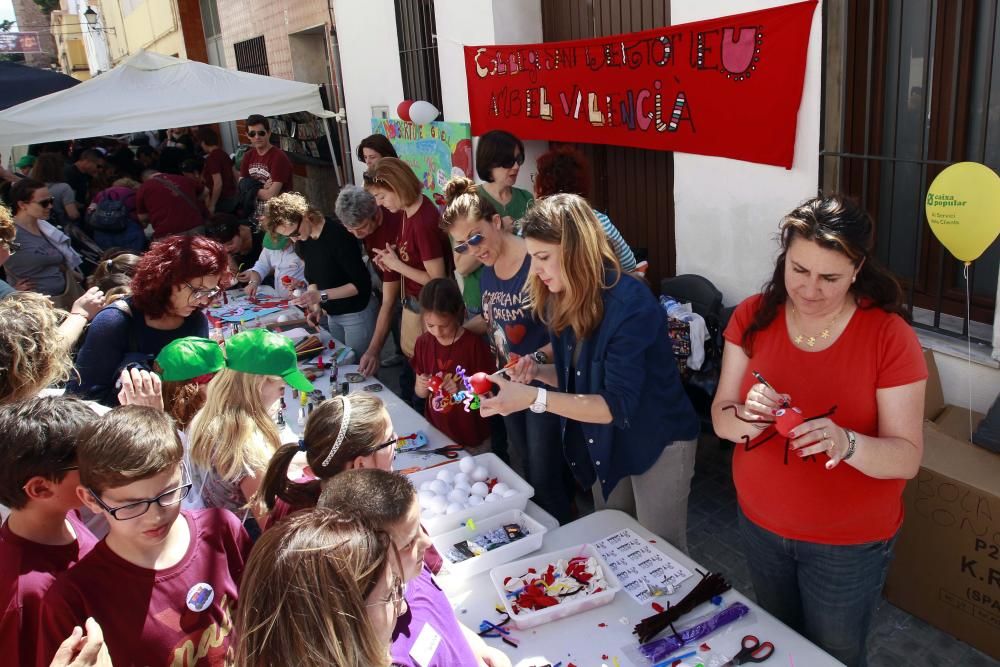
[321,395,351,468]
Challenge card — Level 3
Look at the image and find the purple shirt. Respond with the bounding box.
[0,512,98,667]
[391,566,478,667]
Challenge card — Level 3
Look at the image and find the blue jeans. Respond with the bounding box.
[738,507,897,667]
[326,297,378,357]
[504,409,574,525]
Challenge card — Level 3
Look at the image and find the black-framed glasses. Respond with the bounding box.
[247,130,268,138]
[1,239,20,254]
[376,435,398,453]
[32,197,55,208]
[183,281,222,301]
[498,153,525,169]
[454,233,485,254]
[87,482,192,521]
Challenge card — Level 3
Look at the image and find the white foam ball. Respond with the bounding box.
[493,482,510,495]
[467,495,484,506]
[418,490,436,505]
[484,493,501,503]
[429,480,448,496]
[447,488,468,504]
[502,489,519,498]
[453,472,470,486]
[445,502,464,515]
[470,481,489,497]
[419,481,433,491]
[471,465,489,482]
[428,496,448,514]
[454,480,470,492]
[436,469,454,483]
[459,457,476,473]
[421,509,436,521]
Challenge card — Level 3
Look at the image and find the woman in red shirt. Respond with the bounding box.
[711,196,926,667]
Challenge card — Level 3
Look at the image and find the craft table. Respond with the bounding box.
[278,363,559,530]
[439,510,844,667]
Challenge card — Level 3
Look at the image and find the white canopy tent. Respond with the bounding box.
[0,50,342,183]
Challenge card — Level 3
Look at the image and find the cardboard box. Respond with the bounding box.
[884,350,998,659]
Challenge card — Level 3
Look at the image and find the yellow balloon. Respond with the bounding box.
[925,162,1000,263]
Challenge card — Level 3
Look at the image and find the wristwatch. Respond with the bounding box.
[529,387,548,414]
[319,291,329,304]
[531,350,549,364]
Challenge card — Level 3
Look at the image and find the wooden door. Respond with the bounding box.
[541,0,676,289]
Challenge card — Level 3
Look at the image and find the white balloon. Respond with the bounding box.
[409,100,440,125]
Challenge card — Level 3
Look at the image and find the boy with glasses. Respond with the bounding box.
[37,406,253,666]
[239,114,292,227]
[0,397,98,666]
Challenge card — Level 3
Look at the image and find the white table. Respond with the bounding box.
[439,510,844,667]
[278,363,560,530]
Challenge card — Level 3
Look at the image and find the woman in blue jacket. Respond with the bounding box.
[481,194,700,549]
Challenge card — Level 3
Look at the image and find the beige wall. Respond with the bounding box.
[95,0,185,64]
[215,0,331,77]
[51,10,91,81]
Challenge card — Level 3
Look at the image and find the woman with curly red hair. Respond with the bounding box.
[67,235,231,405]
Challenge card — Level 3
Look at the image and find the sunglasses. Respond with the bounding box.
[1,239,20,254]
[453,233,485,254]
[33,197,55,208]
[247,130,268,138]
[498,153,526,169]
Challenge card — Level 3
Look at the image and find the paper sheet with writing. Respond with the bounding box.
[594,528,694,604]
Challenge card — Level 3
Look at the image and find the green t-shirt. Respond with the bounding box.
[459,187,533,314]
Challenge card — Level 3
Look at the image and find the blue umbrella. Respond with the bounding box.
[0,61,79,111]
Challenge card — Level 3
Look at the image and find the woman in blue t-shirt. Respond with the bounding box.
[442,177,575,524]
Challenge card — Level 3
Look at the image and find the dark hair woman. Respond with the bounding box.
[710,195,926,667]
[356,134,398,170]
[67,235,231,405]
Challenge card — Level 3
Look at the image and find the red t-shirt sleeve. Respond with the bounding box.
[876,311,927,388]
[134,184,148,214]
[239,153,250,178]
[269,151,293,189]
[723,294,763,347]
[411,201,444,264]
[35,583,83,667]
[411,333,433,376]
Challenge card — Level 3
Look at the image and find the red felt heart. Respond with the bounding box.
[504,323,527,345]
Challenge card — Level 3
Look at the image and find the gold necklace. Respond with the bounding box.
[789,303,846,348]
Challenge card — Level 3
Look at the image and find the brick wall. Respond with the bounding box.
[11,0,58,67]
[215,0,331,77]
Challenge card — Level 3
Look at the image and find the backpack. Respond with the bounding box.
[88,196,131,232]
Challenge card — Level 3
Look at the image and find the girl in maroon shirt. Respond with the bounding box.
[412,279,495,450]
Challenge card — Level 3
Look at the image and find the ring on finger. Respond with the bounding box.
[823,430,829,439]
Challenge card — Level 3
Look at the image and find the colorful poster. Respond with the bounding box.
[370,119,473,209]
[464,1,817,169]
[0,32,42,54]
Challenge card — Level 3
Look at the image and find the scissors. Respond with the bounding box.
[422,444,464,459]
[722,635,775,666]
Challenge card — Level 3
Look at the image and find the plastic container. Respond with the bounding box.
[432,509,547,580]
[406,453,534,536]
[489,543,622,630]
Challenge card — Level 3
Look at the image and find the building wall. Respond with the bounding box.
[51,9,90,80]
[11,0,58,67]
[95,0,185,63]
[215,0,331,77]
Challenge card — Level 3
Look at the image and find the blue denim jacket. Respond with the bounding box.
[551,274,699,498]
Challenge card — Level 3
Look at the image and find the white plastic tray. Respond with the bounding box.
[432,509,546,580]
[489,543,622,630]
[406,453,534,536]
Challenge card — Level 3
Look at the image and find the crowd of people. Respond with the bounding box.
[0,117,926,667]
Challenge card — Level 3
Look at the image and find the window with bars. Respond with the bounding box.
[234,35,269,76]
[820,0,998,344]
[395,0,442,116]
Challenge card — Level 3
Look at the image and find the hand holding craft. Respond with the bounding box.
[478,376,535,417]
[789,418,851,469]
[373,243,404,273]
[291,289,322,308]
[506,354,538,385]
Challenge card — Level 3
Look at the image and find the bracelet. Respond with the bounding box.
[68,311,89,320]
[843,428,857,460]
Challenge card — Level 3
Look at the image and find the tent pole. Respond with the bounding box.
[321,116,343,187]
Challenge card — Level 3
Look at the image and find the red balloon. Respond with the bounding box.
[774,407,804,437]
[469,372,493,396]
[397,100,414,122]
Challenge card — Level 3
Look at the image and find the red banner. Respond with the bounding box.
[464,1,817,169]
